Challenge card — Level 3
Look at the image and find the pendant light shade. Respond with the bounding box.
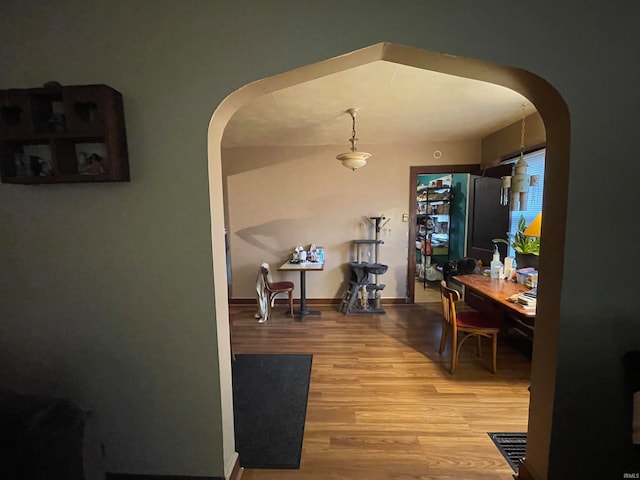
[336,151,371,170]
[336,108,371,171]
[500,103,531,211]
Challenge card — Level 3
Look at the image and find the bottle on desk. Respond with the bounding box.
[490,245,503,279]
[504,256,515,280]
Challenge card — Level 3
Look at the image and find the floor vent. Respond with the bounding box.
[488,432,527,472]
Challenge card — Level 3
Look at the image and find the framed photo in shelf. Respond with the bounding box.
[14,144,54,177]
[75,142,107,175]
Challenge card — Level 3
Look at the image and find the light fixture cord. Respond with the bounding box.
[350,111,358,152]
[519,103,526,158]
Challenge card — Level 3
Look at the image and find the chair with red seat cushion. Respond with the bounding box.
[439,280,501,374]
[261,264,294,320]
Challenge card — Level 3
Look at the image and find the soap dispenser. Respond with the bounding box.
[490,245,503,279]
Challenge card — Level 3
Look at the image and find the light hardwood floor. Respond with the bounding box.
[230,301,531,480]
[414,278,442,303]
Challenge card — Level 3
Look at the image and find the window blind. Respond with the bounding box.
[504,148,545,257]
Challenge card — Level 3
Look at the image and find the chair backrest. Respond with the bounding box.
[261,264,271,289]
[439,280,461,329]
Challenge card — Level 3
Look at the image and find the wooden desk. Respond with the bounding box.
[452,274,535,338]
[278,261,324,320]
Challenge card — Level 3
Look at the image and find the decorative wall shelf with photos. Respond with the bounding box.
[0,84,129,184]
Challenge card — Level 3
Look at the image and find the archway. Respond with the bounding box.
[208,42,569,479]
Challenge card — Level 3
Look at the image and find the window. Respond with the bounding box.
[504,148,545,257]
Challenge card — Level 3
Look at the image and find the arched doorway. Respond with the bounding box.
[208,42,569,478]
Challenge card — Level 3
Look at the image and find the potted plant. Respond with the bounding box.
[493,215,540,269]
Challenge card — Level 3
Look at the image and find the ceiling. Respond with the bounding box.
[222,60,537,148]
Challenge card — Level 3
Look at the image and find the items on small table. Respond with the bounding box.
[278,259,324,320]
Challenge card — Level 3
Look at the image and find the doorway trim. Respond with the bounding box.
[208,42,569,479]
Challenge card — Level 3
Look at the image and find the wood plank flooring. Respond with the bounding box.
[230,301,531,480]
[414,279,441,303]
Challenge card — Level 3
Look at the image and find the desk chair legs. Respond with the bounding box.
[261,264,295,320]
[474,335,500,374]
[491,333,497,374]
[438,318,448,355]
[439,280,500,375]
[289,291,293,317]
[442,328,497,374]
[266,290,294,320]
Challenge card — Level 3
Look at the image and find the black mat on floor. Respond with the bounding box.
[232,354,313,469]
[488,432,527,472]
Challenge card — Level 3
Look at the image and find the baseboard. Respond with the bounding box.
[105,455,241,480]
[516,459,545,480]
[228,298,340,305]
[226,452,242,480]
[229,297,408,305]
[106,474,220,480]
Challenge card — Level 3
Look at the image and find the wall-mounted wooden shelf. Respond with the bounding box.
[0,84,129,184]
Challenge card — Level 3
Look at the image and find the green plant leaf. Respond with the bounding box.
[491,215,540,255]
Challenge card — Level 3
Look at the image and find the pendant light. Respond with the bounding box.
[500,103,531,211]
[336,108,371,171]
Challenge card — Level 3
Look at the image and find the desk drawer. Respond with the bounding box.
[466,289,535,340]
[508,315,535,340]
[464,289,505,323]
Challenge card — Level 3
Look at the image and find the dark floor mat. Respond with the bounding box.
[232,354,312,469]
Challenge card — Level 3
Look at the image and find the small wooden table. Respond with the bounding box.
[278,261,325,320]
[452,274,535,338]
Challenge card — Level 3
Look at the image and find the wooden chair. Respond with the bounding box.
[439,280,501,374]
[261,264,294,320]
